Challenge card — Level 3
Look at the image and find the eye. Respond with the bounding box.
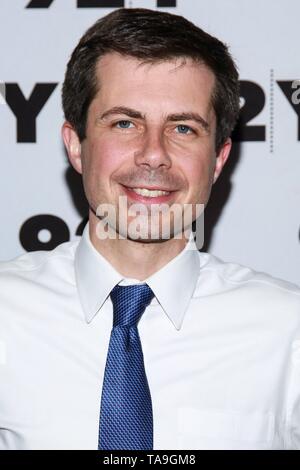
[175,125,194,134]
[115,120,134,129]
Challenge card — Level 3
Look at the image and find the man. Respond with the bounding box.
[0,8,299,450]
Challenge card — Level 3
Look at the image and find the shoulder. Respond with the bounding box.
[0,239,80,288]
[194,251,300,332]
[0,239,84,334]
[196,251,300,296]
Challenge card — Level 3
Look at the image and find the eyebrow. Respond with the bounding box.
[98,106,210,131]
[99,106,145,121]
[167,112,210,131]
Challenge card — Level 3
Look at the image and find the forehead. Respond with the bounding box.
[91,52,216,119]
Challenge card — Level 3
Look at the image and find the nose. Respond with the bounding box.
[134,128,171,170]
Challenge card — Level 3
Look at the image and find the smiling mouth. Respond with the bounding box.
[129,187,171,197]
[120,184,177,198]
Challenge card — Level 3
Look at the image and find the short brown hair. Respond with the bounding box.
[62,8,239,151]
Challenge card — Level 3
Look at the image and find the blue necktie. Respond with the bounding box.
[98,283,155,450]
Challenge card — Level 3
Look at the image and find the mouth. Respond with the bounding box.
[120,184,178,204]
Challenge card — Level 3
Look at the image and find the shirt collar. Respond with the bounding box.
[75,222,200,330]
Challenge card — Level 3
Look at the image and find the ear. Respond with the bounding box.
[213,138,232,184]
[61,121,82,174]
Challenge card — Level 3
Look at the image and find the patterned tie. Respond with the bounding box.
[98,283,155,450]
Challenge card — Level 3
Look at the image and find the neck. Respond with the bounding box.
[88,211,190,280]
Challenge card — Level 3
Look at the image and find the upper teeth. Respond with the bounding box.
[131,188,170,197]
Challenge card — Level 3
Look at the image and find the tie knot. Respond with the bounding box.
[110,283,154,327]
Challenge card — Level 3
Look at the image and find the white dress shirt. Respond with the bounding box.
[0,222,300,450]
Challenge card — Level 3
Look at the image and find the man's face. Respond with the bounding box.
[63,52,231,242]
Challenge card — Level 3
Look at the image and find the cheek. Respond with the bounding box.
[83,137,129,181]
[178,151,216,205]
[182,157,212,189]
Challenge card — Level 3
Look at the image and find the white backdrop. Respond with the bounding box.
[0,0,299,286]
